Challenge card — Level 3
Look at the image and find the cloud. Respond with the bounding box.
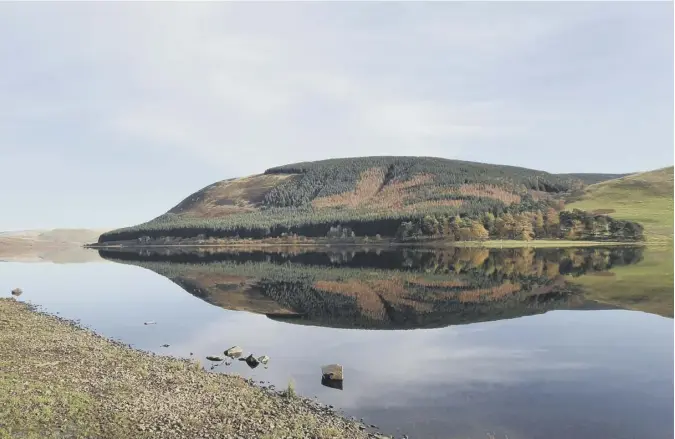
[0,2,671,229]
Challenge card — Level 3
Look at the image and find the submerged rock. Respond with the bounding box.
[11,288,22,297]
[257,355,270,365]
[143,321,156,325]
[321,376,343,390]
[224,346,243,358]
[321,364,343,381]
[206,356,224,362]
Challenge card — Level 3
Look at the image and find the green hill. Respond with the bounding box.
[566,167,673,244]
[98,157,645,245]
[565,167,673,316]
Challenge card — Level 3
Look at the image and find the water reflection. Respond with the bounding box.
[99,246,644,329]
[2,248,672,439]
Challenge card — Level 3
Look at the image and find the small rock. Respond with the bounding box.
[224,346,243,358]
[257,355,270,365]
[143,321,156,325]
[206,356,224,362]
[11,288,22,297]
[161,344,170,348]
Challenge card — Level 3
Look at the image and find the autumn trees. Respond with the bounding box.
[394,209,644,242]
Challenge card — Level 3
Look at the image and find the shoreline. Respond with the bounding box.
[85,239,645,251]
[0,298,386,439]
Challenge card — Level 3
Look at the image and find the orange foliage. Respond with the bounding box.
[312,170,435,210]
[458,184,521,205]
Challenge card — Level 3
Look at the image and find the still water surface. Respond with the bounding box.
[1,246,672,439]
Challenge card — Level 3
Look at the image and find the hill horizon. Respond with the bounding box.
[95,156,653,246]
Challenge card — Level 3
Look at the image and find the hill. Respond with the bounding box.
[566,167,673,315]
[556,173,629,185]
[98,157,645,245]
[0,229,108,262]
[566,167,673,244]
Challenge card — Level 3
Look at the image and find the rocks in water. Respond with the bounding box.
[321,364,344,390]
[206,356,224,362]
[143,321,156,325]
[321,364,343,381]
[161,344,170,348]
[257,355,270,365]
[224,346,243,358]
[244,354,259,369]
[11,288,22,297]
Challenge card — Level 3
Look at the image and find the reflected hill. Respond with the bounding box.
[100,246,644,329]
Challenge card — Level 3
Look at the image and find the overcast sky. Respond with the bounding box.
[0,2,672,231]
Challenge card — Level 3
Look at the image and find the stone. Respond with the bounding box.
[321,364,343,381]
[224,346,243,358]
[11,288,22,297]
[257,355,270,365]
[143,321,156,325]
[244,354,259,369]
[206,356,224,362]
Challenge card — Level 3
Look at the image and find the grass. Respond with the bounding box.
[284,379,296,399]
[566,167,673,245]
[566,167,673,316]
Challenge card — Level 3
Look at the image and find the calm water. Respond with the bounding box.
[1,246,672,439]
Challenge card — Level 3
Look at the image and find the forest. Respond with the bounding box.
[97,157,643,244]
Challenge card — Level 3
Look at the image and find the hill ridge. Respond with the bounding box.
[98,156,648,245]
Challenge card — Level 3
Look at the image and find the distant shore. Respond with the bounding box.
[0,298,383,439]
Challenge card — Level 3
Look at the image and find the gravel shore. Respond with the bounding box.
[0,298,387,439]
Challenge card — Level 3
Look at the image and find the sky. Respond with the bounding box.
[0,2,672,231]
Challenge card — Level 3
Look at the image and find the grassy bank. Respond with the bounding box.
[0,298,379,439]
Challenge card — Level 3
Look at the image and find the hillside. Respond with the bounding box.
[567,167,674,244]
[0,229,108,263]
[566,167,673,316]
[98,157,645,245]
